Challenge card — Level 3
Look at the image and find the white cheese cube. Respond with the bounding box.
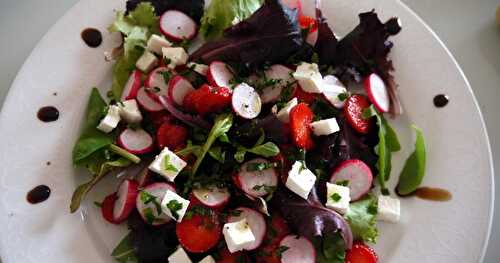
[96,105,121,133]
[198,256,215,263]
[168,246,192,263]
[148,147,187,182]
[146,34,172,54]
[187,62,209,76]
[285,161,317,199]
[223,219,256,253]
[162,47,188,69]
[161,190,190,222]
[377,195,400,223]
[310,118,340,136]
[276,97,298,123]
[136,50,158,73]
[322,75,347,109]
[118,99,142,124]
[325,182,351,214]
[292,63,323,93]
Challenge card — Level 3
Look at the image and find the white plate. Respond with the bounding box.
[0,0,494,262]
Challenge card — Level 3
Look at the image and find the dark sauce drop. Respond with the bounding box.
[396,186,452,202]
[37,106,59,122]
[27,185,51,204]
[385,17,402,35]
[433,94,449,108]
[81,28,103,48]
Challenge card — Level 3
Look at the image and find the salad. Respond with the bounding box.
[71,0,427,262]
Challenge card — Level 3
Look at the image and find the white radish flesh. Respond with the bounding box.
[207,61,234,88]
[136,87,164,112]
[121,70,142,101]
[364,73,390,113]
[261,65,294,103]
[235,158,278,198]
[232,83,262,119]
[145,66,169,101]
[192,186,230,209]
[227,207,266,250]
[279,235,316,263]
[113,179,139,223]
[117,128,154,154]
[159,10,197,42]
[136,182,176,225]
[330,159,373,201]
[168,75,195,106]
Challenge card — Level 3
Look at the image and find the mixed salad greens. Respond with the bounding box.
[71,0,427,262]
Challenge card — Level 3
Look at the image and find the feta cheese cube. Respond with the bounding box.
[162,47,188,69]
[325,182,351,214]
[292,63,323,93]
[168,246,192,263]
[161,190,190,222]
[276,97,298,123]
[136,50,158,73]
[118,99,142,124]
[285,161,317,199]
[148,147,187,182]
[322,75,347,109]
[310,118,340,136]
[96,105,121,133]
[198,256,215,263]
[377,195,400,223]
[146,34,172,54]
[223,219,256,253]
[187,62,209,76]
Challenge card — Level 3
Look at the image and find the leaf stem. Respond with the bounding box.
[109,144,141,164]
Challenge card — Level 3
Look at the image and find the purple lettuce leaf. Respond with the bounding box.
[313,0,338,65]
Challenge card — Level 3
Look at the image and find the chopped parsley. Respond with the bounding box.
[166,199,183,220]
[140,191,162,215]
[163,155,179,173]
[331,192,342,202]
[252,184,277,194]
[337,92,348,101]
[275,245,290,258]
[246,162,277,172]
[336,180,350,187]
[143,207,156,224]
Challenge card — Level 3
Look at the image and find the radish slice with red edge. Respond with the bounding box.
[168,75,195,106]
[227,207,266,250]
[117,128,154,154]
[101,193,119,224]
[232,83,262,119]
[145,66,169,102]
[192,186,230,210]
[136,182,176,225]
[158,95,211,129]
[121,70,142,101]
[234,158,278,198]
[330,159,373,201]
[364,73,390,113]
[159,10,197,42]
[136,87,163,112]
[113,179,139,223]
[207,61,234,88]
[260,65,294,103]
[279,235,316,263]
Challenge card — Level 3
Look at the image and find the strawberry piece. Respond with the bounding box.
[289,103,315,150]
[293,85,319,104]
[345,242,378,263]
[183,84,232,115]
[344,94,373,134]
[216,248,249,263]
[101,193,119,224]
[156,122,188,151]
[299,15,318,32]
[176,208,222,253]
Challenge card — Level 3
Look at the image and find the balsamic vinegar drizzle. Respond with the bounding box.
[81,28,103,48]
[37,106,59,122]
[396,186,452,202]
[27,185,51,204]
[433,94,449,108]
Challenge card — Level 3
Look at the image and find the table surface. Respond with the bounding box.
[0,0,499,262]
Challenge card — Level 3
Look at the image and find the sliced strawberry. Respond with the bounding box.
[345,242,378,263]
[293,85,319,104]
[344,95,373,134]
[183,84,232,115]
[299,15,318,32]
[289,103,315,150]
[101,193,119,224]
[176,207,222,253]
[156,122,188,151]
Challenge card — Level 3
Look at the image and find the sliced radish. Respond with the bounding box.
[330,159,373,201]
[117,128,154,154]
[101,193,119,224]
[192,186,230,210]
[207,61,234,88]
[168,75,195,106]
[136,182,176,225]
[113,179,139,223]
[364,73,390,113]
[260,65,294,103]
[232,83,262,119]
[234,158,278,198]
[279,235,316,263]
[159,10,197,42]
[121,70,142,101]
[136,87,163,112]
[145,66,169,102]
[227,207,266,250]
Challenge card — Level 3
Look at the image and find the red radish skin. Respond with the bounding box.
[227,207,266,250]
[232,83,262,119]
[279,235,316,263]
[121,70,142,101]
[117,128,154,154]
[136,182,176,225]
[101,193,119,224]
[176,208,222,253]
[207,61,234,88]
[113,179,139,223]
[260,65,294,103]
[159,10,198,42]
[330,159,373,201]
[168,75,195,106]
[364,73,390,113]
[345,242,378,263]
[145,66,169,102]
[235,158,278,198]
[136,87,164,112]
[344,94,373,134]
[192,187,230,210]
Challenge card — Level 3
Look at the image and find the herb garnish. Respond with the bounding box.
[246,162,277,172]
[166,199,183,220]
[336,180,349,187]
[163,155,179,173]
[275,245,290,258]
[331,193,342,202]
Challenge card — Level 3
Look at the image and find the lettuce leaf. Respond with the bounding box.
[200,0,263,40]
[344,195,378,243]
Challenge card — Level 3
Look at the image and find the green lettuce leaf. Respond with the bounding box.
[112,232,138,263]
[396,125,426,195]
[344,195,378,243]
